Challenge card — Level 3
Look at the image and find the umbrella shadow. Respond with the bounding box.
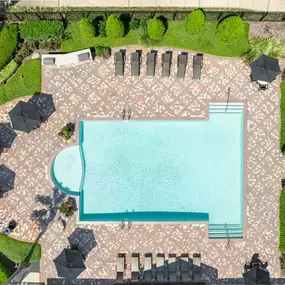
[0,164,16,195]
[0,123,17,149]
[28,93,56,123]
[68,228,97,260]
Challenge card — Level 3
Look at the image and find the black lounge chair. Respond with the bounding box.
[114,52,125,76]
[116,254,125,281]
[180,254,190,281]
[131,253,140,281]
[131,51,141,76]
[168,254,177,281]
[193,53,203,80]
[192,253,201,281]
[144,253,153,281]
[156,253,165,281]
[177,53,188,78]
[146,51,156,76]
[162,52,172,77]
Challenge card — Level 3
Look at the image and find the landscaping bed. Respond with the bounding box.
[0,233,41,263]
[0,59,41,105]
[61,20,250,57]
[281,82,285,153]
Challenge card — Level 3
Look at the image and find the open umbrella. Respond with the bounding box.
[250,54,281,83]
[9,101,41,133]
[54,249,86,279]
[0,164,15,193]
[243,267,270,285]
[68,228,97,260]
[0,123,17,149]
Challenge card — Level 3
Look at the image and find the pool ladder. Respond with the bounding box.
[122,108,131,121]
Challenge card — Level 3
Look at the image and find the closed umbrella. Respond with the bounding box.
[250,54,281,83]
[9,101,41,133]
[54,249,86,279]
[243,267,270,285]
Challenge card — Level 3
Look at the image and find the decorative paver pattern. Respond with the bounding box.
[0,47,284,283]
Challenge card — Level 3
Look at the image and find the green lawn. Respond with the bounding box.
[0,233,41,264]
[61,21,250,57]
[281,82,285,152]
[0,59,41,105]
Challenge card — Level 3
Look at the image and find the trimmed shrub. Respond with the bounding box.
[130,18,140,30]
[0,260,12,285]
[95,46,111,58]
[216,16,244,43]
[19,20,63,41]
[0,60,18,84]
[79,18,95,39]
[14,41,38,65]
[281,190,285,251]
[106,15,124,39]
[0,24,18,71]
[0,233,41,263]
[243,37,285,63]
[185,9,205,35]
[147,17,165,40]
[98,20,106,37]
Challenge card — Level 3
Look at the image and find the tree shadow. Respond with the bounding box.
[157,15,168,34]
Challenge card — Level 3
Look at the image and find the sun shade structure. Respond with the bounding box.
[250,54,281,83]
[0,123,17,149]
[9,101,41,133]
[0,164,15,193]
[54,249,86,279]
[243,267,270,285]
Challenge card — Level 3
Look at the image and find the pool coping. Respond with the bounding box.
[47,99,248,242]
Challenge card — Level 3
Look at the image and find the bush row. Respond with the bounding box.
[281,82,285,154]
[0,24,18,70]
[0,60,18,84]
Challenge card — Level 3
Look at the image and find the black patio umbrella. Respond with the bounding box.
[0,164,15,193]
[68,228,97,259]
[243,267,270,285]
[54,249,86,279]
[0,123,17,149]
[28,93,56,123]
[8,101,41,133]
[250,54,281,83]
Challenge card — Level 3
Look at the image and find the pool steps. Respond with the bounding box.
[209,102,244,114]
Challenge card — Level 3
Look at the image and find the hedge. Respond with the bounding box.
[106,15,124,39]
[19,20,63,41]
[0,260,12,285]
[147,18,165,40]
[280,190,285,252]
[281,82,285,153]
[0,233,41,263]
[79,18,95,39]
[216,16,244,43]
[0,60,18,84]
[0,24,18,71]
[185,9,205,35]
[0,60,41,106]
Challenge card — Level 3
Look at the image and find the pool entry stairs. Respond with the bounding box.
[209,102,244,114]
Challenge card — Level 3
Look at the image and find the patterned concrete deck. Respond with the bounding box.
[0,46,285,283]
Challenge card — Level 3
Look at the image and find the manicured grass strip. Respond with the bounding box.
[280,191,285,252]
[0,233,41,263]
[0,24,18,70]
[0,59,41,106]
[61,21,250,58]
[0,60,18,84]
[280,82,285,152]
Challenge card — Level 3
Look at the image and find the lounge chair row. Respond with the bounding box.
[114,51,203,79]
[116,253,202,282]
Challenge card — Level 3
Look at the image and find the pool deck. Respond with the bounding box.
[0,46,285,282]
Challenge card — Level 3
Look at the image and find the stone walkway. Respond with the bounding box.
[0,47,285,283]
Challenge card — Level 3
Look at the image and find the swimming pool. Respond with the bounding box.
[51,103,245,238]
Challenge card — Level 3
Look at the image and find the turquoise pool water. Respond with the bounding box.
[51,103,244,238]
